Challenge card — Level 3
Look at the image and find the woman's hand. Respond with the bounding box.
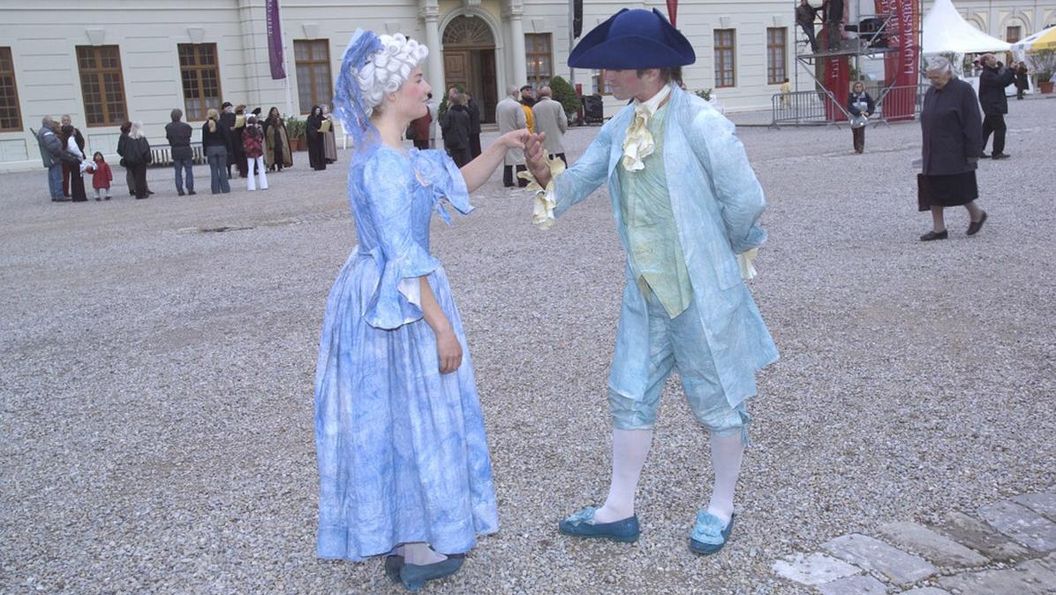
[499,129,530,149]
[435,328,463,374]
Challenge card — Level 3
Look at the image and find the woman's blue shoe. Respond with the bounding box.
[558,506,640,543]
[688,511,735,555]
[399,555,464,592]
[383,555,403,583]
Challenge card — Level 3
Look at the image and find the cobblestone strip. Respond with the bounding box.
[979,500,1056,552]
[771,491,1056,593]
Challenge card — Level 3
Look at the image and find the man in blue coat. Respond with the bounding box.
[524,8,778,554]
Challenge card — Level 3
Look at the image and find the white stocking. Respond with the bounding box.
[593,428,653,523]
[705,430,744,523]
[397,542,446,565]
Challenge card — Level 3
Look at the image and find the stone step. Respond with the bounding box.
[817,574,887,595]
[938,552,1056,594]
[979,500,1056,552]
[899,588,951,595]
[931,511,1031,562]
[772,553,861,587]
[1014,492,1056,523]
[822,533,937,585]
[771,552,861,586]
[878,521,989,569]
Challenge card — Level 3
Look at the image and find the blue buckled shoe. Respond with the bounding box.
[688,511,735,555]
[558,506,640,543]
[398,555,465,592]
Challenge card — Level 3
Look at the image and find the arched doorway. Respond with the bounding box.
[442,15,498,123]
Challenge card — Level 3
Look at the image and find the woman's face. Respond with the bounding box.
[269,108,279,119]
[926,69,952,89]
[391,66,431,121]
[852,82,864,93]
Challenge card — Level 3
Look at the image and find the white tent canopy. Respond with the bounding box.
[1011,25,1056,61]
[923,0,1012,54]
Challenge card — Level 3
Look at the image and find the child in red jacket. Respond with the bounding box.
[89,152,113,201]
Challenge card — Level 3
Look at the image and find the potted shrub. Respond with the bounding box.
[1027,48,1055,94]
[549,75,581,124]
[285,116,307,151]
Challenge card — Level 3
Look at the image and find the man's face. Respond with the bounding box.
[61,115,71,126]
[605,69,652,101]
[521,88,534,100]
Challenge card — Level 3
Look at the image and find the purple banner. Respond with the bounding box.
[266,0,286,80]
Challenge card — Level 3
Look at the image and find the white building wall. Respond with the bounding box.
[2,0,1055,171]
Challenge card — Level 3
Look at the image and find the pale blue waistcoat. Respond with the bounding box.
[616,103,694,319]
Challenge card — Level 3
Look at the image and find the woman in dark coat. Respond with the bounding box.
[918,56,987,241]
[1014,62,1029,100]
[305,104,326,171]
[124,121,152,199]
[262,107,293,172]
[847,81,875,154]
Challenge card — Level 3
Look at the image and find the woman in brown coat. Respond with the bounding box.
[262,107,293,172]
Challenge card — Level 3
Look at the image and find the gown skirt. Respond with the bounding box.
[314,249,498,561]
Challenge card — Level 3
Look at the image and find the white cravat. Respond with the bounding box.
[621,84,672,172]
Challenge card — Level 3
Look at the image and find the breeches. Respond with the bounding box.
[608,285,750,437]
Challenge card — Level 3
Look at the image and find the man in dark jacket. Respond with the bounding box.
[796,0,820,53]
[978,53,1015,159]
[165,108,196,196]
[823,0,844,50]
[440,89,471,167]
[219,102,237,177]
[36,116,66,201]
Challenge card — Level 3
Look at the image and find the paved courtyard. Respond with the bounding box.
[2,97,1055,594]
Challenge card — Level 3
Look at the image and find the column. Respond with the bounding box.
[506,1,528,86]
[421,2,445,94]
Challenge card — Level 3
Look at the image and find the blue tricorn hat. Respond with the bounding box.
[568,8,696,69]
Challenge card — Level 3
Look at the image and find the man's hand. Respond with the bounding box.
[524,132,551,187]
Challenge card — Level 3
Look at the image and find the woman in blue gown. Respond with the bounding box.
[314,30,530,591]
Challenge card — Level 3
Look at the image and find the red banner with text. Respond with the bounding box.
[876,0,919,120]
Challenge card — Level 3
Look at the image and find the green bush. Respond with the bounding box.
[549,75,581,116]
[285,116,306,140]
[695,88,713,101]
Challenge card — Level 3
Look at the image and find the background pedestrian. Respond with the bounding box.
[165,108,196,196]
[262,107,292,172]
[243,114,268,191]
[202,108,231,194]
[89,151,112,201]
[918,57,987,241]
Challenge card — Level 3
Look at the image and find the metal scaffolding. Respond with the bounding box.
[774,1,923,127]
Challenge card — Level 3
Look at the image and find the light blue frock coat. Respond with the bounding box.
[553,85,779,407]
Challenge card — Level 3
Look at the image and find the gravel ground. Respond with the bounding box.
[2,97,1054,595]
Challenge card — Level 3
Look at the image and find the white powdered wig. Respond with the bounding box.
[356,33,429,117]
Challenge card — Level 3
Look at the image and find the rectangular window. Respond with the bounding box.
[714,29,736,88]
[767,28,787,85]
[525,33,553,87]
[76,45,128,127]
[178,43,222,121]
[0,47,22,132]
[294,40,332,114]
[1006,26,1021,44]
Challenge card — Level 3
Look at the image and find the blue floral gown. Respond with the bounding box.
[314,146,498,561]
